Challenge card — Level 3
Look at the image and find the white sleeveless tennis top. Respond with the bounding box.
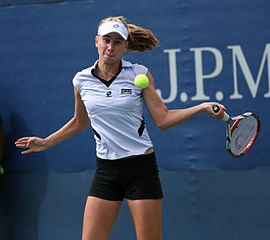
[72,59,153,160]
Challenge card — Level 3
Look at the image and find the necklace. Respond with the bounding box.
[99,67,117,78]
[97,64,121,79]
[96,61,123,80]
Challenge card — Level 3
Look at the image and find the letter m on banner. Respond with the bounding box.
[228,44,270,99]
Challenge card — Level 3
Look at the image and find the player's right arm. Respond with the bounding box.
[15,87,90,154]
[143,71,225,131]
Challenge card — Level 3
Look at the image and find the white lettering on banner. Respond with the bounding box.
[156,49,181,103]
[190,47,223,101]
[228,44,270,99]
[156,43,270,103]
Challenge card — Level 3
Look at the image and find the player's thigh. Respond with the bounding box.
[82,196,121,240]
[127,199,162,240]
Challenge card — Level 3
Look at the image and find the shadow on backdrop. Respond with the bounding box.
[0,112,48,240]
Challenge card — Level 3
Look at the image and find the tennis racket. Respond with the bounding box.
[213,105,260,157]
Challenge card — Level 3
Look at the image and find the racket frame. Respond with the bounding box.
[226,113,260,157]
[213,106,260,157]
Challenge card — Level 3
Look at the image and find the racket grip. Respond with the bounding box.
[212,105,230,122]
[222,111,230,122]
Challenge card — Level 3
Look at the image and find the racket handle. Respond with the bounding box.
[212,105,230,122]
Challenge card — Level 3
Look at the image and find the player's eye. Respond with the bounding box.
[114,40,123,45]
[103,38,111,44]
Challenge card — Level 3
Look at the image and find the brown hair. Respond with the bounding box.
[99,16,160,52]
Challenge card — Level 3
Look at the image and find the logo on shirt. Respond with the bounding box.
[121,89,132,95]
[106,91,112,97]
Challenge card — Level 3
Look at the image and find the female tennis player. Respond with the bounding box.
[15,16,224,240]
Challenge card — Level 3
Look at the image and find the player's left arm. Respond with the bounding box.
[142,71,224,131]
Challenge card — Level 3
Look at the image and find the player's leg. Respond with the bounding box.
[82,196,121,240]
[127,199,162,240]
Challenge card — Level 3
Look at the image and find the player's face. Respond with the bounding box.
[96,33,128,65]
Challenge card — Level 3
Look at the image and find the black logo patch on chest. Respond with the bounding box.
[121,89,132,95]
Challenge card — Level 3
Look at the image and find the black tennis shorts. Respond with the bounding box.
[89,152,163,201]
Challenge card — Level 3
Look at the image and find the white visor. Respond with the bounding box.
[97,21,129,40]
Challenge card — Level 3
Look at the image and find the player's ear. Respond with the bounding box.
[95,36,99,47]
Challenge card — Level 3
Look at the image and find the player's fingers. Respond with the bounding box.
[15,137,31,144]
[21,149,33,155]
[15,137,33,147]
[209,104,224,119]
[15,141,29,148]
[15,136,31,141]
[211,103,226,113]
[16,144,29,149]
[213,106,227,120]
[218,104,226,111]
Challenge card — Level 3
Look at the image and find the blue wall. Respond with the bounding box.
[1,0,269,172]
[0,0,270,239]
[1,169,270,240]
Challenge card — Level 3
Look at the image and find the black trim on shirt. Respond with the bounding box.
[91,67,123,87]
[138,118,145,137]
[92,128,101,140]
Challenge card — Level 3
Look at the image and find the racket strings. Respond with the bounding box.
[230,116,258,155]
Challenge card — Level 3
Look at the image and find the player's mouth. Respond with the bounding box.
[104,53,115,58]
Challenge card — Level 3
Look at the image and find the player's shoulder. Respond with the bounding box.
[75,65,94,78]
[73,61,97,82]
[122,59,148,75]
[72,62,96,89]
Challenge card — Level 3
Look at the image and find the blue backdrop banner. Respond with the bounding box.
[0,0,269,172]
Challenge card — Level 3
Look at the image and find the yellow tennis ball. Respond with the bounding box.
[134,74,149,89]
[0,166,4,175]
